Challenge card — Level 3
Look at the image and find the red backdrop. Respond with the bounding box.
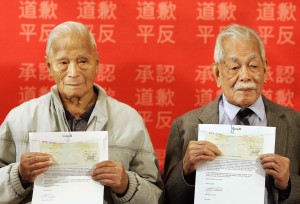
[0,0,299,170]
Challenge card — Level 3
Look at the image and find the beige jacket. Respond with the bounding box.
[0,84,164,204]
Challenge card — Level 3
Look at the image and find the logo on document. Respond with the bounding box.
[231,125,241,134]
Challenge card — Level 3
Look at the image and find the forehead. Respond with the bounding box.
[222,38,261,62]
[51,32,95,57]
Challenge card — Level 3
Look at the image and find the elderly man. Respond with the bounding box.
[162,24,300,204]
[0,21,163,204]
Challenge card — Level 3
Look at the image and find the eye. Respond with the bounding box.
[79,58,88,64]
[78,58,89,70]
[59,60,68,65]
[57,60,69,70]
[229,66,240,72]
[249,64,260,72]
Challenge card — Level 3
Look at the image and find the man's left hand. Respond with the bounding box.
[92,160,129,195]
[260,153,290,190]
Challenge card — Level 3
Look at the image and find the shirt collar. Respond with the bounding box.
[64,103,96,122]
[222,94,265,121]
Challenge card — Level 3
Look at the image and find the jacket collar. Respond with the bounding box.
[262,96,288,156]
[90,84,109,131]
[197,95,221,124]
[50,84,109,131]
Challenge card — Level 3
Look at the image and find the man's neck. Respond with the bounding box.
[61,91,97,118]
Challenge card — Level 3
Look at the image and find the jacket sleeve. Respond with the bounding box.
[111,130,164,204]
[284,110,300,203]
[0,118,33,204]
[162,118,195,204]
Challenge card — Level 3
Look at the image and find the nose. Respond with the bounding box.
[238,66,251,81]
[67,62,79,77]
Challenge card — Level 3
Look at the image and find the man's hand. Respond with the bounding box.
[19,152,53,184]
[183,141,221,175]
[92,161,129,195]
[260,153,290,190]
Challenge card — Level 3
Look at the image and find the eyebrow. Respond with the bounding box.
[229,55,258,63]
[248,55,257,60]
[55,57,67,61]
[229,57,238,62]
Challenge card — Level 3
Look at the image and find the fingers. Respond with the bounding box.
[260,153,290,190]
[183,141,221,175]
[189,141,221,157]
[92,161,129,194]
[93,160,117,169]
[260,154,290,173]
[19,152,53,184]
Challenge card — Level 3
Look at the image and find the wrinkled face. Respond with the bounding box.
[46,33,99,100]
[213,38,267,108]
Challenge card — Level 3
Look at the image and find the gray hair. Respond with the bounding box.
[214,24,266,64]
[46,21,97,57]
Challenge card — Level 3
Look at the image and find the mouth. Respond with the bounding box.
[237,88,253,91]
[235,88,255,93]
[66,83,82,87]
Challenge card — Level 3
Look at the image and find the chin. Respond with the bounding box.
[236,90,258,101]
[236,98,257,108]
[62,91,82,99]
[228,95,254,107]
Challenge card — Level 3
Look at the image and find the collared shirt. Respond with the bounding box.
[219,94,267,126]
[219,94,268,204]
[65,103,95,131]
[64,87,98,131]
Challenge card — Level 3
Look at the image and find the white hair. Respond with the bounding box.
[46,21,97,57]
[214,24,266,64]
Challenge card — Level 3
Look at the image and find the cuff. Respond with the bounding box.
[112,171,139,203]
[181,161,195,186]
[9,163,32,196]
[182,171,196,186]
[278,177,291,201]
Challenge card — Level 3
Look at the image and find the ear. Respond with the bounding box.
[95,52,100,73]
[45,56,53,77]
[263,59,268,83]
[212,63,222,88]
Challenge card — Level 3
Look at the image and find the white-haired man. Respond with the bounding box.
[162,24,300,204]
[0,21,163,204]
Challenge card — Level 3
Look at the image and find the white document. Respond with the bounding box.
[29,131,108,204]
[194,124,275,204]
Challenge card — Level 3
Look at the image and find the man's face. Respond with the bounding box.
[213,38,267,108]
[46,33,99,100]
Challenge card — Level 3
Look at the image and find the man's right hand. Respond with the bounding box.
[19,152,53,185]
[183,141,221,175]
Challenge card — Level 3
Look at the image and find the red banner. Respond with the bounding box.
[0,0,299,169]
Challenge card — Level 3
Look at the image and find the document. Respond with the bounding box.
[194,124,275,204]
[29,131,108,204]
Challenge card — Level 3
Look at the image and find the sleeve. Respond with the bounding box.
[278,178,291,201]
[162,119,195,204]
[0,118,33,203]
[112,169,163,204]
[111,127,164,204]
[285,111,300,203]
